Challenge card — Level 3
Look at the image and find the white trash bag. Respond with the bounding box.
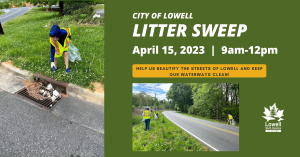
[232,119,236,125]
[93,14,101,18]
[68,40,82,62]
[154,114,158,119]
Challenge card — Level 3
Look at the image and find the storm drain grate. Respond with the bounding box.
[15,87,62,110]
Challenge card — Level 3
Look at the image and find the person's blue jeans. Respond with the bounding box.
[145,119,150,130]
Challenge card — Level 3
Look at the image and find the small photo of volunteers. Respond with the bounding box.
[132,83,239,151]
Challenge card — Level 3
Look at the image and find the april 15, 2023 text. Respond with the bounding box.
[132,46,205,57]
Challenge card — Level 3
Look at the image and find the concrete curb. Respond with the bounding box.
[0,62,104,106]
[0,62,33,80]
[67,84,104,106]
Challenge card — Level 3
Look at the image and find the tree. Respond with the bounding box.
[188,83,239,122]
[132,91,156,108]
[17,1,22,7]
[3,1,10,8]
[167,83,193,113]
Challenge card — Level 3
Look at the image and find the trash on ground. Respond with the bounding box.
[51,95,57,102]
[46,83,54,90]
[93,14,101,18]
[24,80,62,102]
[53,90,60,97]
[25,81,47,100]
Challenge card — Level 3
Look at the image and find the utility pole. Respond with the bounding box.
[154,92,157,111]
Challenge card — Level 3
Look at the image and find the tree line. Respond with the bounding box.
[167,83,239,122]
[132,91,175,110]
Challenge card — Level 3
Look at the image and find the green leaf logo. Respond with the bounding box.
[262,103,284,122]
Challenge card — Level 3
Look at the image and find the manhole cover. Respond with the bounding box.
[15,87,61,110]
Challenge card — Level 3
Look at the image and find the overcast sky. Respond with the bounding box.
[132,83,172,100]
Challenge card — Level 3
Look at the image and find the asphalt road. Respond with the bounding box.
[163,111,239,151]
[0,90,104,156]
[0,7,31,23]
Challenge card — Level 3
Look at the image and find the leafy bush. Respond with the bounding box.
[188,105,201,115]
[3,2,9,9]
[222,106,239,123]
[63,3,89,15]
[49,5,104,27]
[132,115,143,126]
[132,109,143,126]
[22,2,26,7]
[72,6,94,20]
[97,0,105,4]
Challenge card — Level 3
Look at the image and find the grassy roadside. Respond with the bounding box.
[177,111,239,127]
[0,8,104,89]
[132,110,210,151]
[92,5,104,10]
[0,11,5,16]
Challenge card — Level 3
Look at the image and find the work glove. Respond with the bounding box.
[51,62,56,71]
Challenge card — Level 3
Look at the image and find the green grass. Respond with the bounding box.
[0,8,104,89]
[177,111,239,127]
[132,111,210,151]
[92,5,104,10]
[0,11,5,16]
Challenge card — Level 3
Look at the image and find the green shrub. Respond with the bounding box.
[48,5,104,26]
[72,6,94,20]
[222,106,239,122]
[188,105,201,115]
[63,3,89,15]
[132,115,143,126]
[94,0,105,4]
[3,2,9,9]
